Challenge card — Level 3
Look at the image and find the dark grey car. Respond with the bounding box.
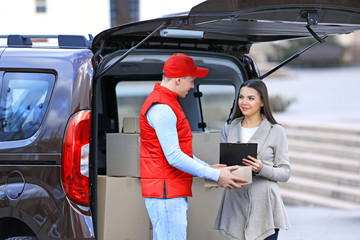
[1,0,360,239]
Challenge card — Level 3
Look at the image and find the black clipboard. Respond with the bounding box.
[219,143,258,166]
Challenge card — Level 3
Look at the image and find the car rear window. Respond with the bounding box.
[115,81,154,131]
[198,84,235,131]
[0,72,55,141]
[115,81,236,132]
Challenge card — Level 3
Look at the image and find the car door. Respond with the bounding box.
[89,0,360,237]
[0,48,4,58]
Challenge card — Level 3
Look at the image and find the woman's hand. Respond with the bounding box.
[242,155,263,173]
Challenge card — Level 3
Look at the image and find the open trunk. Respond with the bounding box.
[89,1,360,238]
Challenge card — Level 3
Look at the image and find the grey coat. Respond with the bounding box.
[214,116,291,240]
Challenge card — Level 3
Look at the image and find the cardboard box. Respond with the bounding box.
[123,116,140,133]
[204,166,253,188]
[96,175,229,240]
[97,176,150,240]
[107,133,141,177]
[107,132,222,177]
[192,132,220,166]
[188,177,225,240]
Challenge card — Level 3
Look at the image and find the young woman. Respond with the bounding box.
[214,79,291,240]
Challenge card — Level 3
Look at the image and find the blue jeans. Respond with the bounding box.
[145,197,188,240]
[265,229,279,240]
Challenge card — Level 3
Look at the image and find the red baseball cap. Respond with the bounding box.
[163,53,209,78]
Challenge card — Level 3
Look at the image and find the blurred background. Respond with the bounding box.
[1,0,359,239]
[1,0,358,124]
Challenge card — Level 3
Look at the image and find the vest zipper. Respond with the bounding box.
[163,181,167,199]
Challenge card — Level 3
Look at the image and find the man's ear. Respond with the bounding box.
[175,77,181,85]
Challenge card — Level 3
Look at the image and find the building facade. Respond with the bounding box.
[110,0,139,27]
[0,0,111,36]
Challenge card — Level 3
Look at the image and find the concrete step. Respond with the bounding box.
[279,176,360,204]
[280,121,360,209]
[286,128,360,148]
[290,162,360,187]
[280,188,360,210]
[289,150,360,173]
[288,139,360,159]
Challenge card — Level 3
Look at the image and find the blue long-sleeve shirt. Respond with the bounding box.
[146,103,220,182]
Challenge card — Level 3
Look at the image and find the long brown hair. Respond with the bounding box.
[232,79,278,124]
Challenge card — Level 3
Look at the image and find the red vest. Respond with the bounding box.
[139,83,193,198]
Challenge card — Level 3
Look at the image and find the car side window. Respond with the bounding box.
[0,72,55,141]
[198,84,235,131]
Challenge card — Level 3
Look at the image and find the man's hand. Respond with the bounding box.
[217,165,248,190]
[211,164,227,168]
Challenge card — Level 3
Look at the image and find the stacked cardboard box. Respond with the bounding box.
[97,176,150,240]
[106,131,222,177]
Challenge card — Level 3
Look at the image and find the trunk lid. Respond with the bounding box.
[92,0,360,56]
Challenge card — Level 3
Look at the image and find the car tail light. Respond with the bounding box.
[61,110,91,206]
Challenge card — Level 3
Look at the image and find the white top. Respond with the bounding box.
[240,126,259,143]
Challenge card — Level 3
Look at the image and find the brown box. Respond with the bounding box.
[188,177,225,240]
[107,132,221,177]
[106,133,141,177]
[97,176,150,240]
[204,166,253,187]
[192,132,220,166]
[123,116,140,133]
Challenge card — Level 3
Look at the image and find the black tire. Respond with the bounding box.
[5,237,38,240]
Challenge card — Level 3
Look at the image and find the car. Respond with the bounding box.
[1,0,360,239]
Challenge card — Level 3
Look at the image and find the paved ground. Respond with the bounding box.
[279,206,360,240]
[265,66,360,240]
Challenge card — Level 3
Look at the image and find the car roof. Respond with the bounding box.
[92,0,360,56]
